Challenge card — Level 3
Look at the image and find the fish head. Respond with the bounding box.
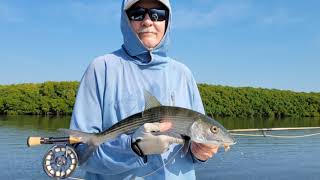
[189,115,236,150]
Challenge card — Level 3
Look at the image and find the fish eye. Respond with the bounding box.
[210,126,219,134]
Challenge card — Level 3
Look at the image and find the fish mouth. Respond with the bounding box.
[200,138,236,147]
[224,140,237,146]
[219,137,236,151]
[223,138,237,151]
[225,140,236,147]
[223,133,236,144]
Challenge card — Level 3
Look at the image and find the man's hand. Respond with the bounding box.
[132,122,184,155]
[191,142,219,161]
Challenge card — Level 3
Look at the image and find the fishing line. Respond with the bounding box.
[229,127,320,132]
[229,127,320,138]
[138,145,184,179]
[230,132,320,138]
[65,145,184,180]
[67,177,84,180]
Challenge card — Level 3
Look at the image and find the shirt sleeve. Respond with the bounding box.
[70,60,147,175]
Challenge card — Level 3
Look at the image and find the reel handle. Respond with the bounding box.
[27,136,81,147]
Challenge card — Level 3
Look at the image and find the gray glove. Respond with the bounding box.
[132,122,184,155]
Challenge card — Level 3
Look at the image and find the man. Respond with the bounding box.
[70,0,218,179]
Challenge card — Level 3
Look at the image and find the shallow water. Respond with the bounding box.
[195,129,320,180]
[0,115,319,180]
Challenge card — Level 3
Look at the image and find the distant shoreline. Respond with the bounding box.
[0,81,319,117]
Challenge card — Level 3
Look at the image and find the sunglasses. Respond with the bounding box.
[126,7,169,22]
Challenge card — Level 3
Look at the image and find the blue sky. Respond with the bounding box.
[0,0,319,92]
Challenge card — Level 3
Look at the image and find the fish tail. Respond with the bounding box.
[58,128,102,164]
[59,128,101,145]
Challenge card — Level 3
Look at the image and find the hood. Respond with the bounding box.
[121,0,172,65]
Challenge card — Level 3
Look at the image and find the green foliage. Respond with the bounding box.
[0,81,79,115]
[0,82,319,117]
[198,84,320,117]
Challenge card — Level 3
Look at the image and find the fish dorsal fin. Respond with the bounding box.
[144,90,162,110]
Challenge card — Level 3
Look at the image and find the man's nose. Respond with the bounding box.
[141,14,153,27]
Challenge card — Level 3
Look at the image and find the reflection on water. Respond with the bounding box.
[1,115,320,180]
[1,115,320,131]
[0,115,71,131]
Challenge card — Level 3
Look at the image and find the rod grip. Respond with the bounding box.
[69,136,82,144]
[27,137,42,147]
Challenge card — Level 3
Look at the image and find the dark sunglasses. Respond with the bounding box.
[126,7,169,22]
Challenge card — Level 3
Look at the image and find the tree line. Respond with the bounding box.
[0,81,78,115]
[198,84,320,117]
[0,81,319,117]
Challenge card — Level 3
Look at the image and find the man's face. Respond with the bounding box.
[129,0,167,49]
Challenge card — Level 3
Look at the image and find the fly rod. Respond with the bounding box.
[229,127,320,138]
[228,127,320,132]
[27,136,81,147]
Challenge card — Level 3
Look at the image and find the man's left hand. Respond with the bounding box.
[190,142,219,161]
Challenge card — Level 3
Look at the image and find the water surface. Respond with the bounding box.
[0,115,319,180]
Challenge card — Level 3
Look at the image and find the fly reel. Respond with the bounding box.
[43,145,78,179]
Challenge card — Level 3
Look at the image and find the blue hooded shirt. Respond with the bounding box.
[70,0,205,179]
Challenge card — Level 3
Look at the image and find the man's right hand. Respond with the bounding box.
[191,142,219,161]
[132,122,184,155]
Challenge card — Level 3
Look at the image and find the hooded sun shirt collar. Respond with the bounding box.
[121,0,172,66]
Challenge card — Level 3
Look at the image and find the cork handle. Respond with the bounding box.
[27,137,42,147]
[69,136,82,144]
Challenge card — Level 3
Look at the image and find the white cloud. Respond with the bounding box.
[172,2,305,29]
[173,2,250,29]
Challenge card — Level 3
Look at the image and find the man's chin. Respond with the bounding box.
[141,39,159,49]
[139,34,157,40]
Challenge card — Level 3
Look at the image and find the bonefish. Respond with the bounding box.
[60,91,236,164]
